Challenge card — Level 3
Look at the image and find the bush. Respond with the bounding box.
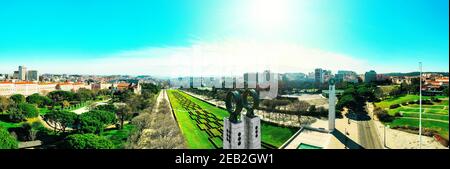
[10,94,25,104]
[17,103,39,118]
[77,115,104,134]
[0,127,18,149]
[374,107,394,122]
[63,134,114,149]
[389,104,401,109]
[26,94,52,108]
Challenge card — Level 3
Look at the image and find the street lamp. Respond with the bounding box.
[419,62,423,149]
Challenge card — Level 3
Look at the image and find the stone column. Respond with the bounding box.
[244,116,261,149]
[223,117,246,149]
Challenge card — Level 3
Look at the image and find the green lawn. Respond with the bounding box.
[0,120,22,130]
[101,124,135,148]
[168,89,298,149]
[375,95,432,109]
[376,94,449,139]
[389,118,448,139]
[260,122,298,147]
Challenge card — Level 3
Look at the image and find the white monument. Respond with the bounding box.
[223,90,261,149]
[244,116,261,149]
[328,78,336,132]
[223,117,246,149]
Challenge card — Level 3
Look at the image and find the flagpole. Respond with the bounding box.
[419,62,422,149]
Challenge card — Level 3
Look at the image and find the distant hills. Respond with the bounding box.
[382,72,449,76]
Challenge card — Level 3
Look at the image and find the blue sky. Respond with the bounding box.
[0,0,448,76]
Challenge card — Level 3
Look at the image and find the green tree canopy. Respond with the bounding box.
[26,93,52,108]
[0,127,18,149]
[17,103,39,118]
[63,134,114,149]
[44,110,77,132]
[77,110,116,134]
[10,94,26,104]
[47,91,76,105]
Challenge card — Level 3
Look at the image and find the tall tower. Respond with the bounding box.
[328,78,336,132]
[18,66,27,81]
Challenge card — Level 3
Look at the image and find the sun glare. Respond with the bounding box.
[246,0,295,33]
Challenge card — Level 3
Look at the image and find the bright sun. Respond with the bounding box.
[245,0,295,33]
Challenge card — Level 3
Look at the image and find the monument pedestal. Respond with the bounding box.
[244,116,261,149]
[223,118,246,149]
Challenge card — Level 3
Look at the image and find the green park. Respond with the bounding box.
[167,89,298,149]
[375,94,449,139]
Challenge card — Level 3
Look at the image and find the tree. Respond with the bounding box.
[95,104,117,112]
[17,103,39,118]
[10,94,25,104]
[0,96,12,114]
[77,110,116,134]
[20,122,40,141]
[443,87,449,97]
[7,107,26,122]
[76,88,95,102]
[0,128,18,149]
[292,101,310,126]
[77,115,104,134]
[336,94,357,112]
[116,105,132,129]
[44,110,77,132]
[63,134,114,149]
[26,93,52,108]
[47,90,75,106]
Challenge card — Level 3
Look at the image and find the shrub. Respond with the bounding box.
[389,104,401,109]
[0,127,18,149]
[26,94,52,108]
[17,103,39,118]
[63,134,114,149]
[374,107,394,122]
[10,94,25,104]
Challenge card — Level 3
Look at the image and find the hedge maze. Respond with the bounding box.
[171,91,224,148]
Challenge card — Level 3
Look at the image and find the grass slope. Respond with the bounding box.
[168,89,297,149]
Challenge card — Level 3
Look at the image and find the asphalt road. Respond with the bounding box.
[357,120,383,149]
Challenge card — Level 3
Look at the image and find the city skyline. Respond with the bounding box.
[0,0,448,76]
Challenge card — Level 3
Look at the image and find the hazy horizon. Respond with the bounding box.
[1,0,448,76]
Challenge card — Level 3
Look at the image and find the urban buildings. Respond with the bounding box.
[18,65,27,81]
[27,70,39,81]
[364,70,377,83]
[335,70,358,83]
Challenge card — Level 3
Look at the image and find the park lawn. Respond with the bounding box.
[375,95,433,109]
[401,112,449,121]
[260,122,298,147]
[389,118,449,139]
[101,124,135,149]
[168,90,217,149]
[168,89,298,149]
[0,120,22,130]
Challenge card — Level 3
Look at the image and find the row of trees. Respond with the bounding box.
[259,99,330,126]
[58,83,162,149]
[127,98,185,149]
[336,84,377,114]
